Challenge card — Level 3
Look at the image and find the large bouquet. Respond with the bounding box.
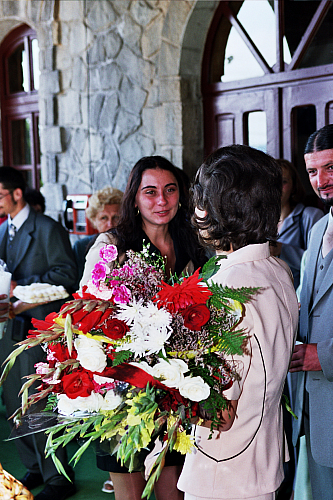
[1,243,257,498]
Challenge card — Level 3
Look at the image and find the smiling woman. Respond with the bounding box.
[79,156,207,500]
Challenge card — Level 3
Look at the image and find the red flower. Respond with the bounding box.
[182,303,210,330]
[72,285,100,300]
[30,312,58,331]
[61,369,94,399]
[48,342,77,364]
[101,318,129,340]
[60,301,114,334]
[153,269,212,313]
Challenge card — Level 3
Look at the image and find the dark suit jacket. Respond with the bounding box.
[292,213,333,467]
[0,207,77,322]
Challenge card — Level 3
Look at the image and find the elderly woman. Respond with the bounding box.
[73,187,123,290]
[177,145,299,500]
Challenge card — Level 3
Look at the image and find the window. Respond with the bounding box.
[0,24,40,188]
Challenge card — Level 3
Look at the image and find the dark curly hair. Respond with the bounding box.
[191,145,282,252]
[113,156,206,269]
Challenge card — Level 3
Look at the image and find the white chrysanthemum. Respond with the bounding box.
[141,325,172,356]
[138,302,172,329]
[116,298,144,325]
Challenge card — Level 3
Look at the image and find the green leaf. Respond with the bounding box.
[70,436,94,467]
[51,452,72,483]
[200,255,226,281]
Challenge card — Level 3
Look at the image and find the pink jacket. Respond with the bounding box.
[177,243,298,499]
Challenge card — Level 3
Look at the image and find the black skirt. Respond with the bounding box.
[96,449,185,473]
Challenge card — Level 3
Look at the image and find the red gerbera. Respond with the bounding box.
[153,269,212,313]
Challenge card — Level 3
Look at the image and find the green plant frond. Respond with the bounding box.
[112,350,132,366]
[211,328,246,356]
[208,283,260,305]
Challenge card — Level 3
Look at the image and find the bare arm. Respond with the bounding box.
[198,400,238,432]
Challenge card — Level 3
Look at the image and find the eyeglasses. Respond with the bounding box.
[0,191,12,201]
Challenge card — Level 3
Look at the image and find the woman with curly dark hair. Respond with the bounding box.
[177,145,299,500]
[80,155,206,500]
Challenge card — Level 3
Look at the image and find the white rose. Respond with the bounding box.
[57,394,78,416]
[100,390,122,411]
[77,392,104,413]
[129,361,153,375]
[93,374,114,385]
[178,376,210,402]
[74,335,107,373]
[151,359,188,388]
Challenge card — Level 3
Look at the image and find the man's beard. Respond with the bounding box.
[319,194,333,207]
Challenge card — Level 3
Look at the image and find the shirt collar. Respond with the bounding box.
[329,208,333,224]
[8,204,30,231]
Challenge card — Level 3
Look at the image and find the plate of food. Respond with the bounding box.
[13,283,69,303]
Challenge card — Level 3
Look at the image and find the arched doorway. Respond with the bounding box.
[0,24,40,188]
[202,0,333,200]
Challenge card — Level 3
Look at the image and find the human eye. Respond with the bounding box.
[143,189,155,196]
[307,169,316,176]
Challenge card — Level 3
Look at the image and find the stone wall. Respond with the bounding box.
[0,0,219,219]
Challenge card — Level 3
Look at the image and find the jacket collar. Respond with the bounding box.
[215,242,270,275]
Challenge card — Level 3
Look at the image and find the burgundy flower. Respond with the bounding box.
[101,318,129,340]
[182,303,210,330]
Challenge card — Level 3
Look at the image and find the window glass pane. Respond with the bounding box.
[11,118,31,165]
[247,111,267,153]
[31,38,40,90]
[233,1,276,67]
[8,43,28,93]
[285,1,321,60]
[299,3,333,69]
[222,26,264,82]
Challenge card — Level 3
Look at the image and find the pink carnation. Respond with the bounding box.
[86,280,114,300]
[113,284,132,304]
[99,245,118,263]
[92,261,108,285]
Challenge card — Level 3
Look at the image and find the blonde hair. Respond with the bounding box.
[86,186,123,223]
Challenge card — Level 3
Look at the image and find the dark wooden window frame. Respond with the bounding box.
[201,0,333,159]
[0,24,40,188]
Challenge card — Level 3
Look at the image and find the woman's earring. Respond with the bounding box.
[178,202,181,208]
[136,207,140,216]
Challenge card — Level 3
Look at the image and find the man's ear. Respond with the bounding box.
[12,188,23,202]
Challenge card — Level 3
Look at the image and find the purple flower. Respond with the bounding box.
[91,261,108,285]
[113,284,132,304]
[99,244,118,263]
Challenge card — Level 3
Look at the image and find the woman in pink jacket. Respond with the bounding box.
[177,145,299,500]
